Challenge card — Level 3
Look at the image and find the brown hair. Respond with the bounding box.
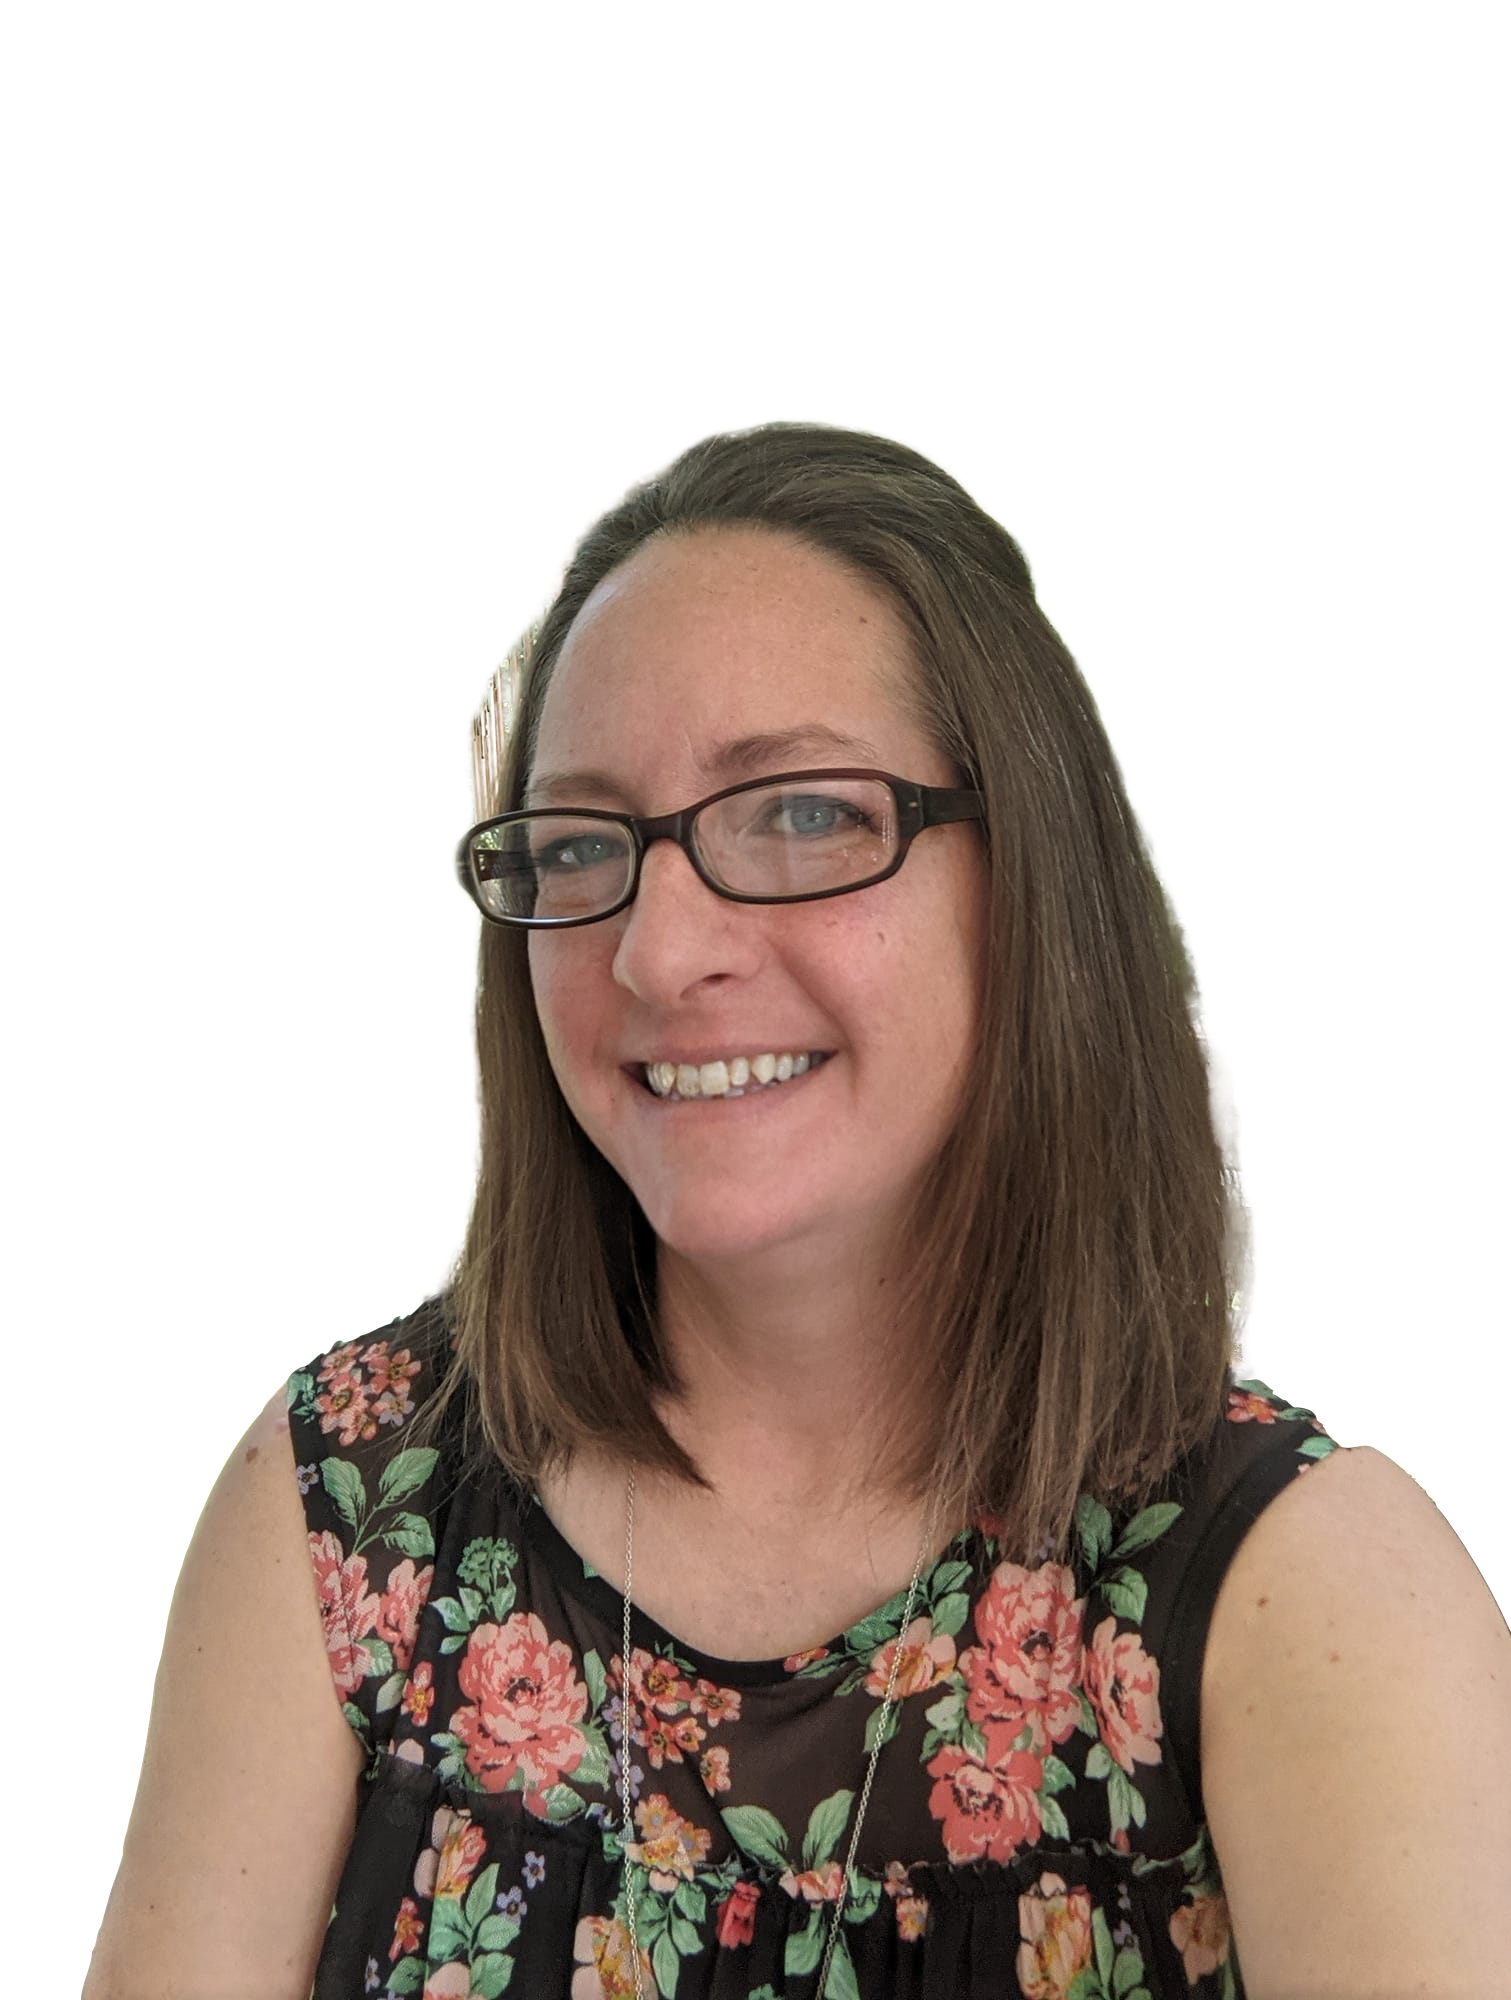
[440,422,1243,1557]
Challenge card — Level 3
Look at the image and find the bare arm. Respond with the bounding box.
[85,1390,365,2000]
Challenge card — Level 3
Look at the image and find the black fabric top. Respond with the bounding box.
[287,1297,1338,1999]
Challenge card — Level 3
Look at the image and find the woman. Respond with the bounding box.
[89,426,1511,1998]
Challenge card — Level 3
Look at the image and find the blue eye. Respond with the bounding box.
[535,831,629,873]
[768,795,871,838]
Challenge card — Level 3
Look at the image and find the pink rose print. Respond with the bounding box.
[451,1612,588,1807]
[308,1530,381,1695]
[894,1892,929,1941]
[1171,1893,1232,1982]
[389,1895,424,1962]
[632,1793,712,1891]
[716,1878,760,1947]
[864,1615,958,1698]
[699,1744,732,1794]
[377,1559,434,1672]
[883,1867,929,1944]
[960,1561,1085,1750]
[620,1649,739,1768]
[1016,1872,1094,1999]
[1226,1388,1276,1424]
[413,1808,477,1896]
[421,1968,474,2000]
[1083,1617,1163,1774]
[315,1339,423,1443]
[434,1817,488,1901]
[401,1661,435,1726]
[927,1721,1044,1863]
[784,1646,831,1671]
[689,1678,742,1725]
[571,1915,652,2000]
[779,1861,846,1904]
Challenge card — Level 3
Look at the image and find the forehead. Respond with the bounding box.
[528,528,926,806]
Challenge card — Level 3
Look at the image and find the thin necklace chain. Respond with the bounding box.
[619,1471,940,2000]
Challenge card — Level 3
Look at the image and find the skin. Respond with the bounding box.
[523,524,987,1520]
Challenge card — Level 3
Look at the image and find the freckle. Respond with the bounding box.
[1255,1595,1270,1608]
[1244,1701,1255,1715]
[1327,1651,1342,1664]
[244,1444,259,1464]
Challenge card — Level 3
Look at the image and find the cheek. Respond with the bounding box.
[526,940,596,1074]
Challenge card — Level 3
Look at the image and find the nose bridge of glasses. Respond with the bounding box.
[632,801,721,896]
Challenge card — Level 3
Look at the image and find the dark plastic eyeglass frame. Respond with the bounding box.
[455,768,986,930]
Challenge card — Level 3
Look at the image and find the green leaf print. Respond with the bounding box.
[573,1728,613,1790]
[583,1647,609,1715]
[651,1930,681,1997]
[465,1864,501,1930]
[669,1911,701,1954]
[537,1782,587,1821]
[377,1446,440,1505]
[1112,1945,1145,1996]
[1067,1971,1100,2000]
[384,1511,436,1560]
[862,1700,900,1755]
[1076,1495,1113,1572]
[1299,1434,1338,1459]
[1100,1566,1148,1623]
[375,1671,406,1713]
[428,1902,469,1962]
[784,1911,825,1978]
[802,1788,855,1867]
[824,1933,862,2000]
[322,1457,367,1529]
[1093,1906,1116,1985]
[1109,1502,1183,1559]
[457,1536,519,1593]
[1038,1792,1071,1840]
[431,1594,472,1633]
[721,1805,790,1868]
[842,1609,898,1656]
[470,1951,514,1998]
[475,1913,521,1953]
[286,1370,317,1420]
[842,1869,882,1924]
[672,1879,707,1926]
[364,1637,395,1679]
[1085,1741,1112,1780]
[386,1956,425,1995]
[929,1591,972,1638]
[930,1559,974,1598]
[1047,1752,1079,1800]
[924,1688,964,1736]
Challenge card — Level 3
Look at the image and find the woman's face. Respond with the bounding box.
[527,527,985,1275]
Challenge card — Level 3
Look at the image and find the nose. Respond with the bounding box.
[610,836,763,1006]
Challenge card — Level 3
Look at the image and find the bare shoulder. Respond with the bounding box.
[86,1387,363,2000]
[1202,1444,1511,1997]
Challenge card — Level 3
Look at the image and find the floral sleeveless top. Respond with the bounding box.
[288,1297,1338,2000]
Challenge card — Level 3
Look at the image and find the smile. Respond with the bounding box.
[627,1048,839,1112]
[642,1051,831,1101]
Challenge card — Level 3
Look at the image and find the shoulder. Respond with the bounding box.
[1201,1443,1511,1993]
[286,1292,455,1456]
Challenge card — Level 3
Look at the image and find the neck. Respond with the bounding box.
[651,1235,911,1510]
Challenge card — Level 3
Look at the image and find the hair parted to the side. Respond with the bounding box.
[439,421,1245,1558]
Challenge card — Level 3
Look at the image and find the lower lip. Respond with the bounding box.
[632,1059,831,1108]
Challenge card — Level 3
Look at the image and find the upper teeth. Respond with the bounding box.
[645,1052,821,1098]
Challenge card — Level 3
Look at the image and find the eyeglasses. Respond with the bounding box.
[456,768,985,929]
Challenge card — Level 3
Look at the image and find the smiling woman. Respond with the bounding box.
[88,425,1511,2000]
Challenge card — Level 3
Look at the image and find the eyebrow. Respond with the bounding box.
[524,725,885,807]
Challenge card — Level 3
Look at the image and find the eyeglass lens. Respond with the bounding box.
[469,776,900,922]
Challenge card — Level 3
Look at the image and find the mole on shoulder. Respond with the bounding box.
[244,1445,260,1464]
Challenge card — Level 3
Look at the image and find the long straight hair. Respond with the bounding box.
[440,423,1243,1557]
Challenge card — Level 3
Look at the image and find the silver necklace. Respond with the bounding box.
[619,1471,939,2000]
